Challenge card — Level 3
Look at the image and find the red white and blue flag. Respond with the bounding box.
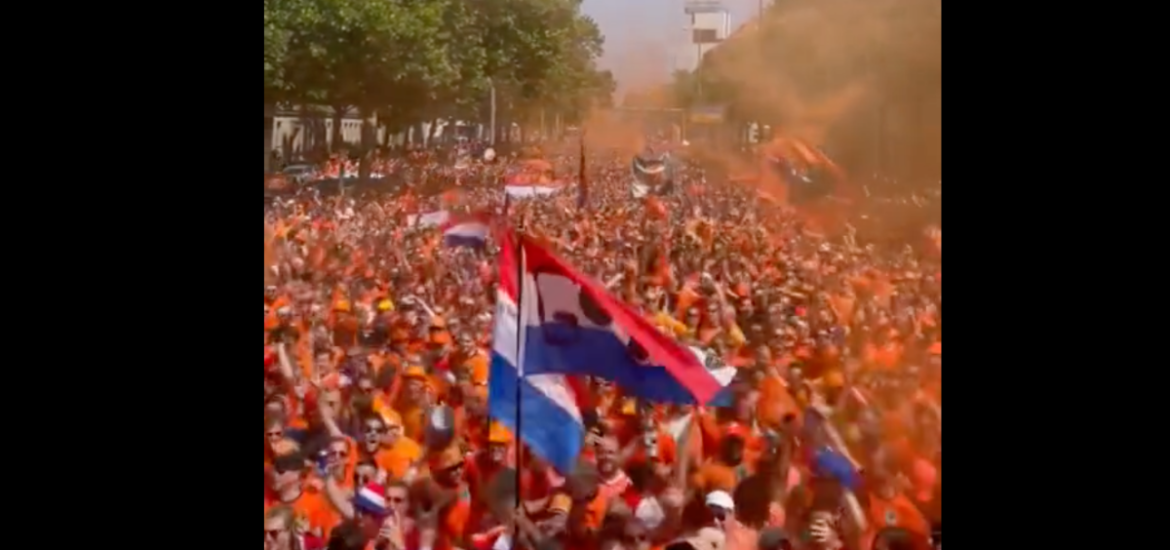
[488,228,729,472]
[441,212,492,249]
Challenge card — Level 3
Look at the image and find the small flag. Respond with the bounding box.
[441,212,492,249]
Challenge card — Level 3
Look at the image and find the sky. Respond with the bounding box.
[581,0,770,94]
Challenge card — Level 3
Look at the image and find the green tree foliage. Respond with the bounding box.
[264,0,614,153]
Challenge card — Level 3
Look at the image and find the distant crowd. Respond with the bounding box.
[264,139,942,550]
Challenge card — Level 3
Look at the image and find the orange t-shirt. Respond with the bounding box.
[691,461,750,494]
[437,489,472,550]
[626,432,678,468]
[867,491,931,539]
[264,489,341,539]
[375,437,422,481]
[400,406,427,442]
[574,490,609,531]
[757,376,800,429]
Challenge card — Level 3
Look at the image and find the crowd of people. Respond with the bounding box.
[263,140,942,550]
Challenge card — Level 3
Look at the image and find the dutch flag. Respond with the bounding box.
[488,229,727,473]
[488,230,589,473]
[441,212,492,249]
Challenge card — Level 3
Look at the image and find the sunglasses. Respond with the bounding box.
[364,425,386,434]
[265,529,284,539]
[327,450,348,459]
[266,430,283,439]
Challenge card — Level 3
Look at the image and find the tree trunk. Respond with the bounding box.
[331,106,345,154]
[427,118,439,146]
[297,105,310,156]
[380,113,393,148]
[264,106,274,172]
[359,106,375,183]
[283,127,301,163]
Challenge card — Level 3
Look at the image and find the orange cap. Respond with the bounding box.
[488,422,513,444]
[823,370,845,389]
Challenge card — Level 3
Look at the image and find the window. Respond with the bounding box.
[692,28,718,43]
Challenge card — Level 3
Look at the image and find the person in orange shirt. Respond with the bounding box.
[594,435,633,502]
[415,445,473,550]
[265,451,339,540]
[455,384,491,450]
[691,424,753,494]
[313,394,360,492]
[396,366,432,441]
[466,423,512,529]
[372,408,422,482]
[265,415,291,467]
[351,410,417,483]
[453,334,490,386]
[865,467,932,543]
[622,406,678,472]
[564,463,608,545]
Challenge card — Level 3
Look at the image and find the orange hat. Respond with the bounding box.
[822,370,845,389]
[404,365,428,380]
[429,329,452,346]
[379,407,403,429]
[429,444,464,471]
[334,299,352,313]
[488,422,513,444]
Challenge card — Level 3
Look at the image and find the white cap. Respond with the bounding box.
[705,490,734,511]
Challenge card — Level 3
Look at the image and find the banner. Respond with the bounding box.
[631,151,679,198]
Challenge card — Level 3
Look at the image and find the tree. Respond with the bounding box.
[265,0,611,152]
[470,0,611,136]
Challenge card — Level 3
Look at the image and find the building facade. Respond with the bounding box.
[679,0,731,72]
[264,105,371,170]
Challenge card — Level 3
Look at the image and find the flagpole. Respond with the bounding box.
[513,229,525,516]
[578,129,588,210]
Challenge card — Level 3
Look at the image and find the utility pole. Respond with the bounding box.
[489,80,497,145]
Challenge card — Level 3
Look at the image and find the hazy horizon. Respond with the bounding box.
[582,0,769,94]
